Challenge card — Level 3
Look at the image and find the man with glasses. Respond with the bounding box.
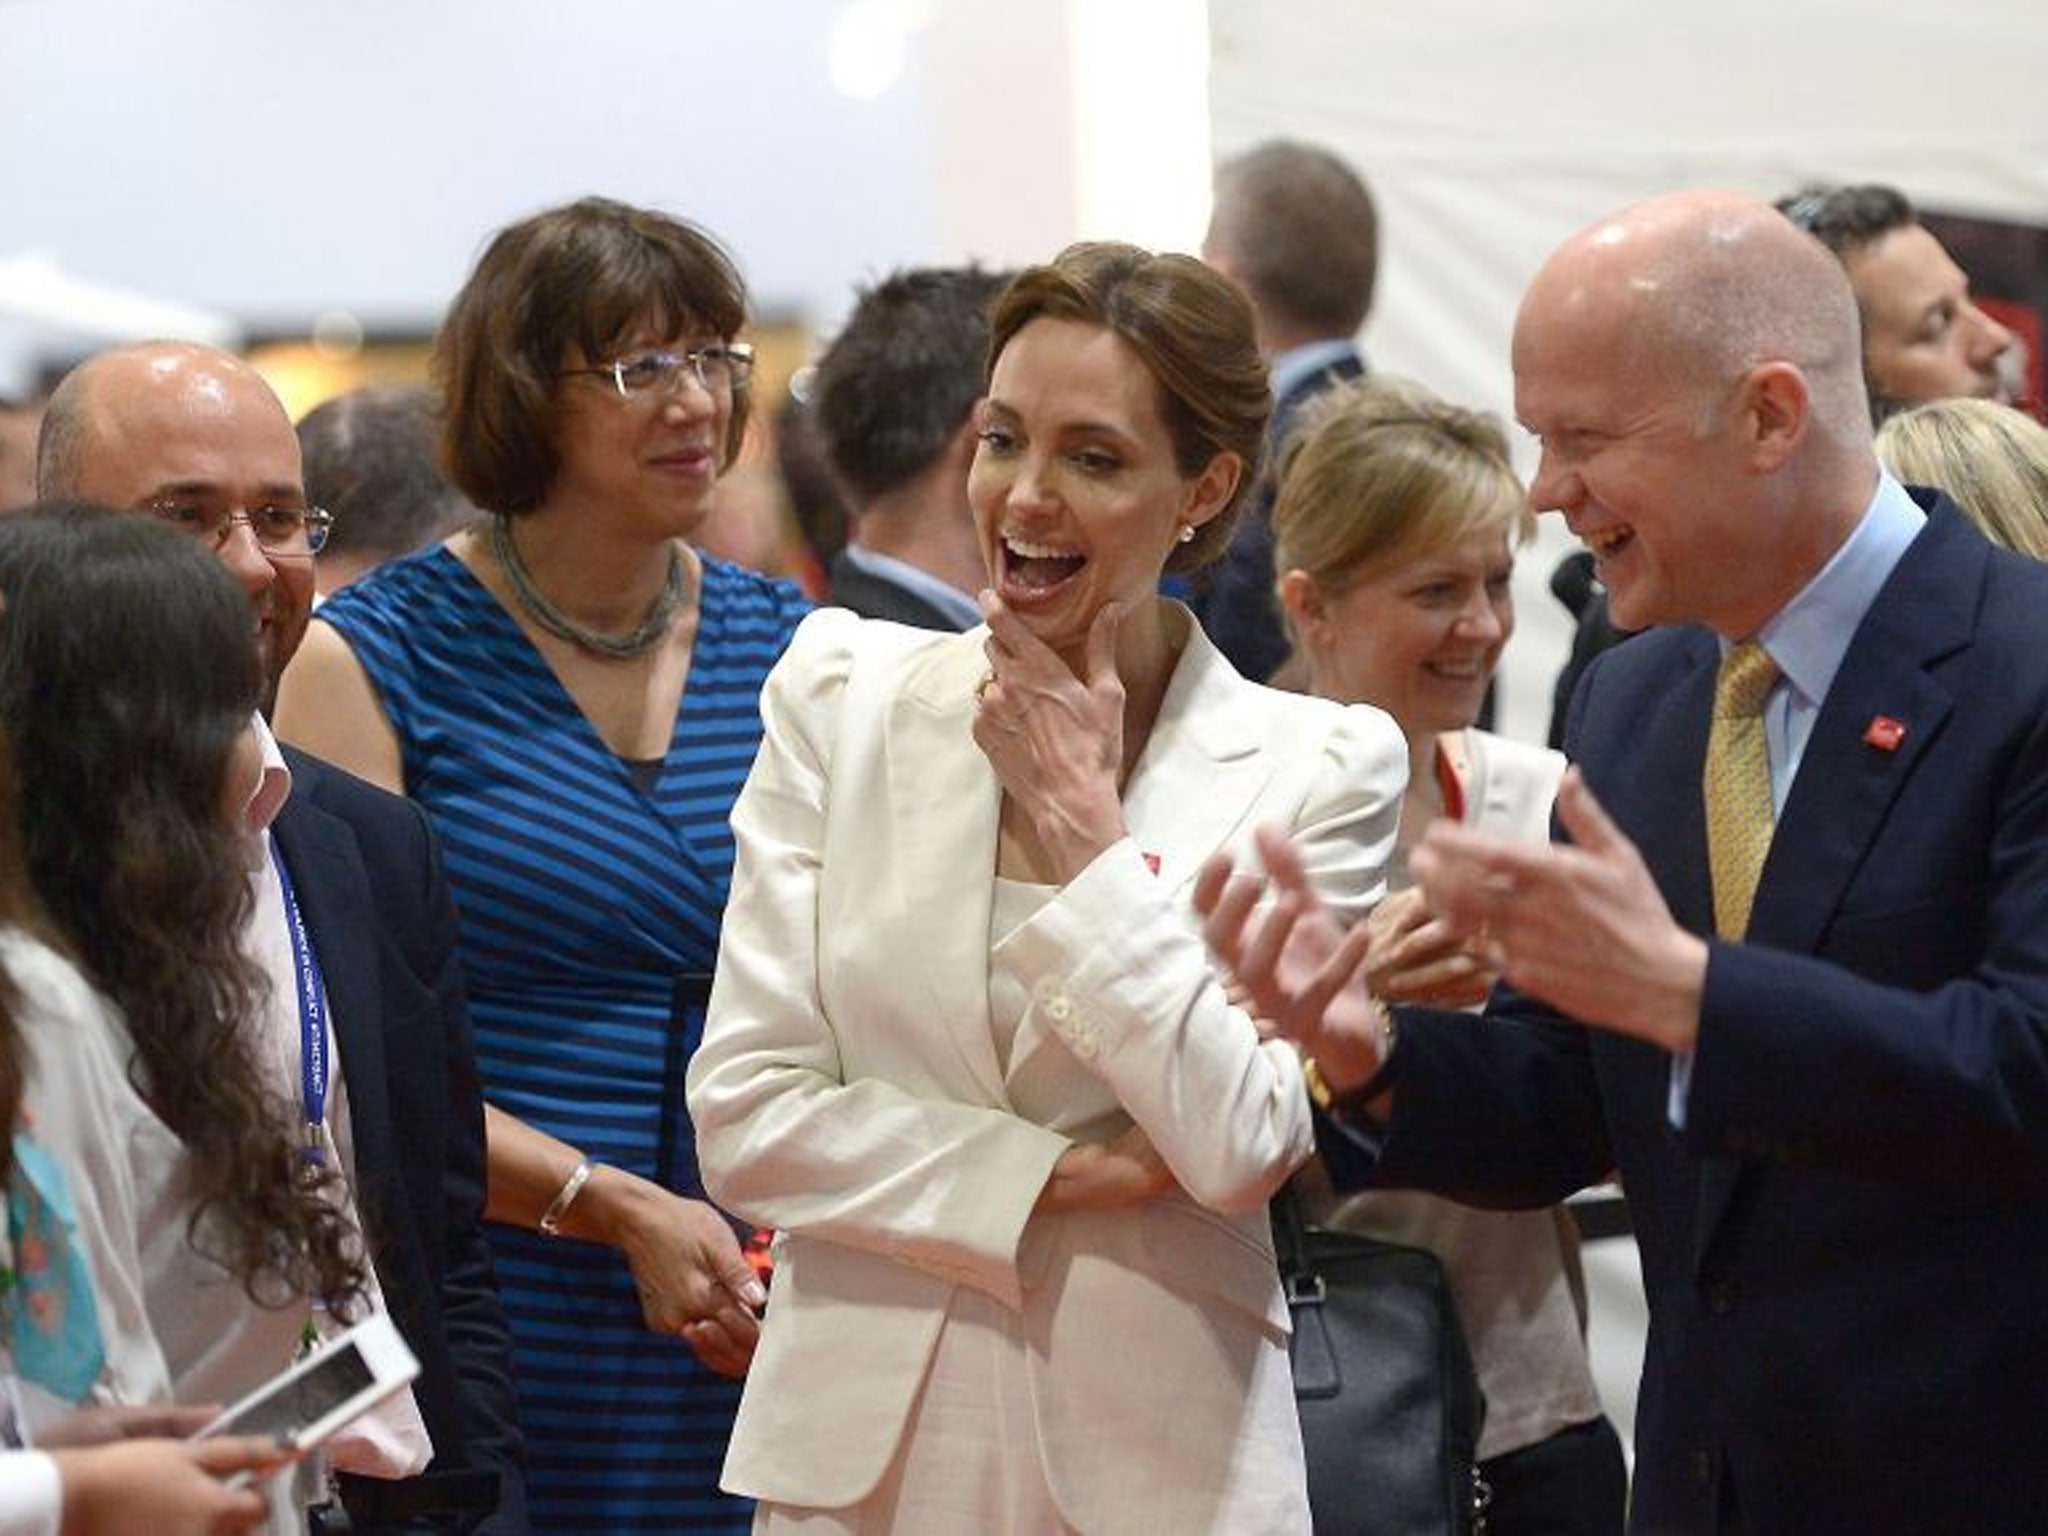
[36,345,326,698]
[35,341,527,1536]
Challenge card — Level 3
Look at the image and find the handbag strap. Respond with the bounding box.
[1269,1177,1317,1287]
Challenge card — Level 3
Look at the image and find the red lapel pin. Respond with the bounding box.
[1863,716,1906,752]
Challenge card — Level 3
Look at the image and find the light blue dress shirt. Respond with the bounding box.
[1268,338,1361,405]
[1669,472,1926,1119]
[1747,473,1927,809]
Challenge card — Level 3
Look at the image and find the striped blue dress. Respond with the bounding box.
[319,546,809,1533]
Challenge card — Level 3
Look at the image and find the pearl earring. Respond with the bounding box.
[1176,524,1196,544]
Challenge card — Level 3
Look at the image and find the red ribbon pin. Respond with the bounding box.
[1863,716,1906,752]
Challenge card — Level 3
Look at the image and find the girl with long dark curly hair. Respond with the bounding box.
[0,507,363,1402]
[0,700,284,1531]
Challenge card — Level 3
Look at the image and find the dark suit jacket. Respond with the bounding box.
[1545,560,1634,751]
[826,549,970,631]
[274,749,527,1535]
[1328,495,2048,1534]
[1191,346,1364,682]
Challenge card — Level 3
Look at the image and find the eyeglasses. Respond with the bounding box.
[564,343,756,400]
[144,500,335,556]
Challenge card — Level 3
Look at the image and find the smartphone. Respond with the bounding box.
[191,1312,419,1455]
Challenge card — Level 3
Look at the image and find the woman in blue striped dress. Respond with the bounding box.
[276,197,808,1532]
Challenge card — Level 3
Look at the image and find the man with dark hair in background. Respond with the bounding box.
[1199,139,1378,681]
[298,384,476,596]
[772,388,851,585]
[1778,181,2019,423]
[809,266,1007,630]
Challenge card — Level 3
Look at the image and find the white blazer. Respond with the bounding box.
[688,606,1406,1531]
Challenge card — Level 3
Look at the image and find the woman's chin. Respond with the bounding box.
[1010,602,1103,673]
[992,573,1165,669]
[1417,701,1486,740]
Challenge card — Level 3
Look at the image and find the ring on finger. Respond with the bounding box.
[974,671,997,704]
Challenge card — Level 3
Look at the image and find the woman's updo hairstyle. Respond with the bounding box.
[986,242,1270,575]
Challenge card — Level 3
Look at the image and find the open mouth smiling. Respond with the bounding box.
[998,533,1088,598]
[1426,658,1488,681]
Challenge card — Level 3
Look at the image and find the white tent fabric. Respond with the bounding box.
[0,252,240,346]
[0,252,239,395]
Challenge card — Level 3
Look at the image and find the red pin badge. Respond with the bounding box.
[1863,716,1907,751]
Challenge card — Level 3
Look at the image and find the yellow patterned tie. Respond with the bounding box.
[1703,641,1781,939]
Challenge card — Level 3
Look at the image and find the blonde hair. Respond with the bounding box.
[1271,377,1531,603]
[1876,398,2048,563]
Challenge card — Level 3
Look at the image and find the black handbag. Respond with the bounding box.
[1273,1182,1489,1536]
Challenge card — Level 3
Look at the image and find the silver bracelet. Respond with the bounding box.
[538,1156,594,1238]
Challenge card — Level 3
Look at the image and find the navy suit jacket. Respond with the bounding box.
[1328,494,2048,1534]
[826,549,970,631]
[1191,347,1364,682]
[273,749,527,1534]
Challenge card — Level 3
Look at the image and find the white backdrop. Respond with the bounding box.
[1211,0,2048,741]
[0,0,1212,392]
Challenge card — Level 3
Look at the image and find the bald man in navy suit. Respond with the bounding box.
[1202,192,2048,1535]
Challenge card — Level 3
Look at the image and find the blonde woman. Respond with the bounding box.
[1876,396,2048,561]
[1272,377,1625,1534]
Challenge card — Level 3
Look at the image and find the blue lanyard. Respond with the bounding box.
[269,842,329,1166]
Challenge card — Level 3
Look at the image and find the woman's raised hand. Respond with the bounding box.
[972,595,1129,882]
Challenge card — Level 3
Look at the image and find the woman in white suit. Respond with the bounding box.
[688,244,1407,1534]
